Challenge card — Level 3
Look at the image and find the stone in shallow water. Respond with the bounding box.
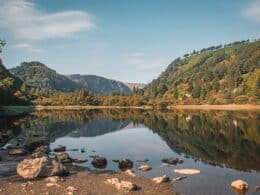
[162,157,183,165]
[174,169,200,175]
[152,175,170,184]
[72,158,88,163]
[136,158,149,162]
[113,158,133,170]
[137,165,152,171]
[53,145,66,152]
[231,180,248,192]
[172,176,187,182]
[8,148,28,156]
[91,156,107,168]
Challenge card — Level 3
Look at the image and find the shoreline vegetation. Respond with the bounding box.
[1,104,260,116]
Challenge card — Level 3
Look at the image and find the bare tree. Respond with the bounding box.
[0,40,6,53]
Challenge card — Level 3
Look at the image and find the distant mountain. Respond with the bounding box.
[0,59,30,105]
[69,74,131,95]
[123,82,146,90]
[143,40,260,104]
[10,62,80,92]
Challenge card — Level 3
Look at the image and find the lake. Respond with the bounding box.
[0,109,259,194]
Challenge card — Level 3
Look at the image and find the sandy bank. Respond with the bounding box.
[0,170,175,195]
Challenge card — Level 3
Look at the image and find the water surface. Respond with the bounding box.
[1,109,259,194]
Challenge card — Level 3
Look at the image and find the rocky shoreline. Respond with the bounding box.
[0,134,178,195]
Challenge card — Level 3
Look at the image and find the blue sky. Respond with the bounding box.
[0,0,259,83]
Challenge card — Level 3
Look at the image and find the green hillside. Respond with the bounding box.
[10,62,132,95]
[0,59,30,105]
[142,40,260,104]
[10,61,81,93]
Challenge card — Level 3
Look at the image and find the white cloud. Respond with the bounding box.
[13,43,43,53]
[0,0,95,40]
[127,53,167,70]
[243,1,260,23]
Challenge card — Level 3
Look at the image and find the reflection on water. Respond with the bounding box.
[1,109,260,194]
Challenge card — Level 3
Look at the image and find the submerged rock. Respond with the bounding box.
[231,180,248,192]
[105,178,138,191]
[136,158,149,162]
[152,175,170,184]
[174,169,200,175]
[172,176,187,182]
[53,145,66,152]
[91,156,107,168]
[55,152,72,163]
[8,148,28,156]
[113,158,133,170]
[161,163,170,167]
[137,165,152,171]
[162,157,183,165]
[72,158,88,163]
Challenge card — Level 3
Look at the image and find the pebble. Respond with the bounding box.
[46,183,61,187]
[67,186,77,192]
[124,169,136,177]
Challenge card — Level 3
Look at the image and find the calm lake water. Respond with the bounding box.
[1,109,260,194]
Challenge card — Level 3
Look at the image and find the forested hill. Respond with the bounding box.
[9,62,132,95]
[0,59,30,105]
[10,62,80,92]
[69,74,131,95]
[142,40,260,104]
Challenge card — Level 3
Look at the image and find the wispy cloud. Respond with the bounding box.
[243,1,260,23]
[13,43,44,53]
[0,0,95,41]
[127,52,167,70]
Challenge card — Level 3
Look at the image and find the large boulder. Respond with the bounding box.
[17,157,68,179]
[17,157,51,179]
[113,158,133,170]
[91,156,107,169]
[55,152,72,163]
